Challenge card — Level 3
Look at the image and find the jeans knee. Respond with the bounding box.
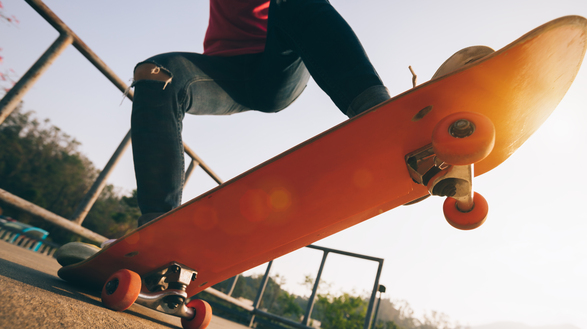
[134,63,171,81]
[133,62,173,90]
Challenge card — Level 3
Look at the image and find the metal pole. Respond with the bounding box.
[0,33,73,124]
[183,159,199,186]
[25,0,133,98]
[249,260,273,328]
[6,0,224,241]
[227,274,239,297]
[302,250,329,326]
[372,295,382,329]
[371,285,386,329]
[70,130,131,224]
[0,188,107,243]
[364,260,384,329]
[183,144,223,185]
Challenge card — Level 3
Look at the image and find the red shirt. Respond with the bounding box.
[203,0,270,56]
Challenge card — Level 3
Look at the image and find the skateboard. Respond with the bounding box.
[58,16,587,329]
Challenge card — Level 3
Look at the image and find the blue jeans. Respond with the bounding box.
[131,0,390,217]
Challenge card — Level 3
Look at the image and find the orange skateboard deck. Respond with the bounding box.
[58,16,587,328]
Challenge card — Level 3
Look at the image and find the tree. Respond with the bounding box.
[276,290,303,319]
[301,275,367,329]
[0,106,140,244]
[315,292,368,329]
[206,272,471,329]
[375,321,403,329]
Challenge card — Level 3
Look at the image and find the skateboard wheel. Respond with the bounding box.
[432,112,495,165]
[101,269,141,311]
[181,299,212,329]
[443,192,488,230]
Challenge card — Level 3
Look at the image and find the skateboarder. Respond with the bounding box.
[128,0,493,229]
[130,0,392,226]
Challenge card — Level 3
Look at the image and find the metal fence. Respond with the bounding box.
[0,0,221,244]
[0,225,60,256]
[206,244,385,329]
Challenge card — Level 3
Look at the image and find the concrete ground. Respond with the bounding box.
[0,239,249,329]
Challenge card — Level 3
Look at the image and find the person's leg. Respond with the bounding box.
[130,0,388,222]
[264,0,391,117]
[131,53,264,223]
[131,59,185,220]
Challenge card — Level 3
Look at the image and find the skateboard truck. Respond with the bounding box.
[136,262,197,318]
[101,262,213,328]
[406,144,474,211]
[405,112,495,230]
[101,262,202,319]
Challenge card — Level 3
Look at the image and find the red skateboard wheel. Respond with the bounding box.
[432,112,495,165]
[443,192,489,230]
[181,299,213,329]
[101,269,141,311]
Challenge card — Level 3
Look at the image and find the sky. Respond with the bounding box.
[1,0,587,328]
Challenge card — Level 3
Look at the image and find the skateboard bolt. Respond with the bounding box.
[449,119,475,138]
[432,179,457,197]
[171,265,180,273]
[191,273,197,281]
[105,278,119,295]
[165,296,184,310]
[440,185,457,197]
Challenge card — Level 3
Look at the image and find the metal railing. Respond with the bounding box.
[0,225,60,257]
[208,244,384,329]
[0,0,221,243]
